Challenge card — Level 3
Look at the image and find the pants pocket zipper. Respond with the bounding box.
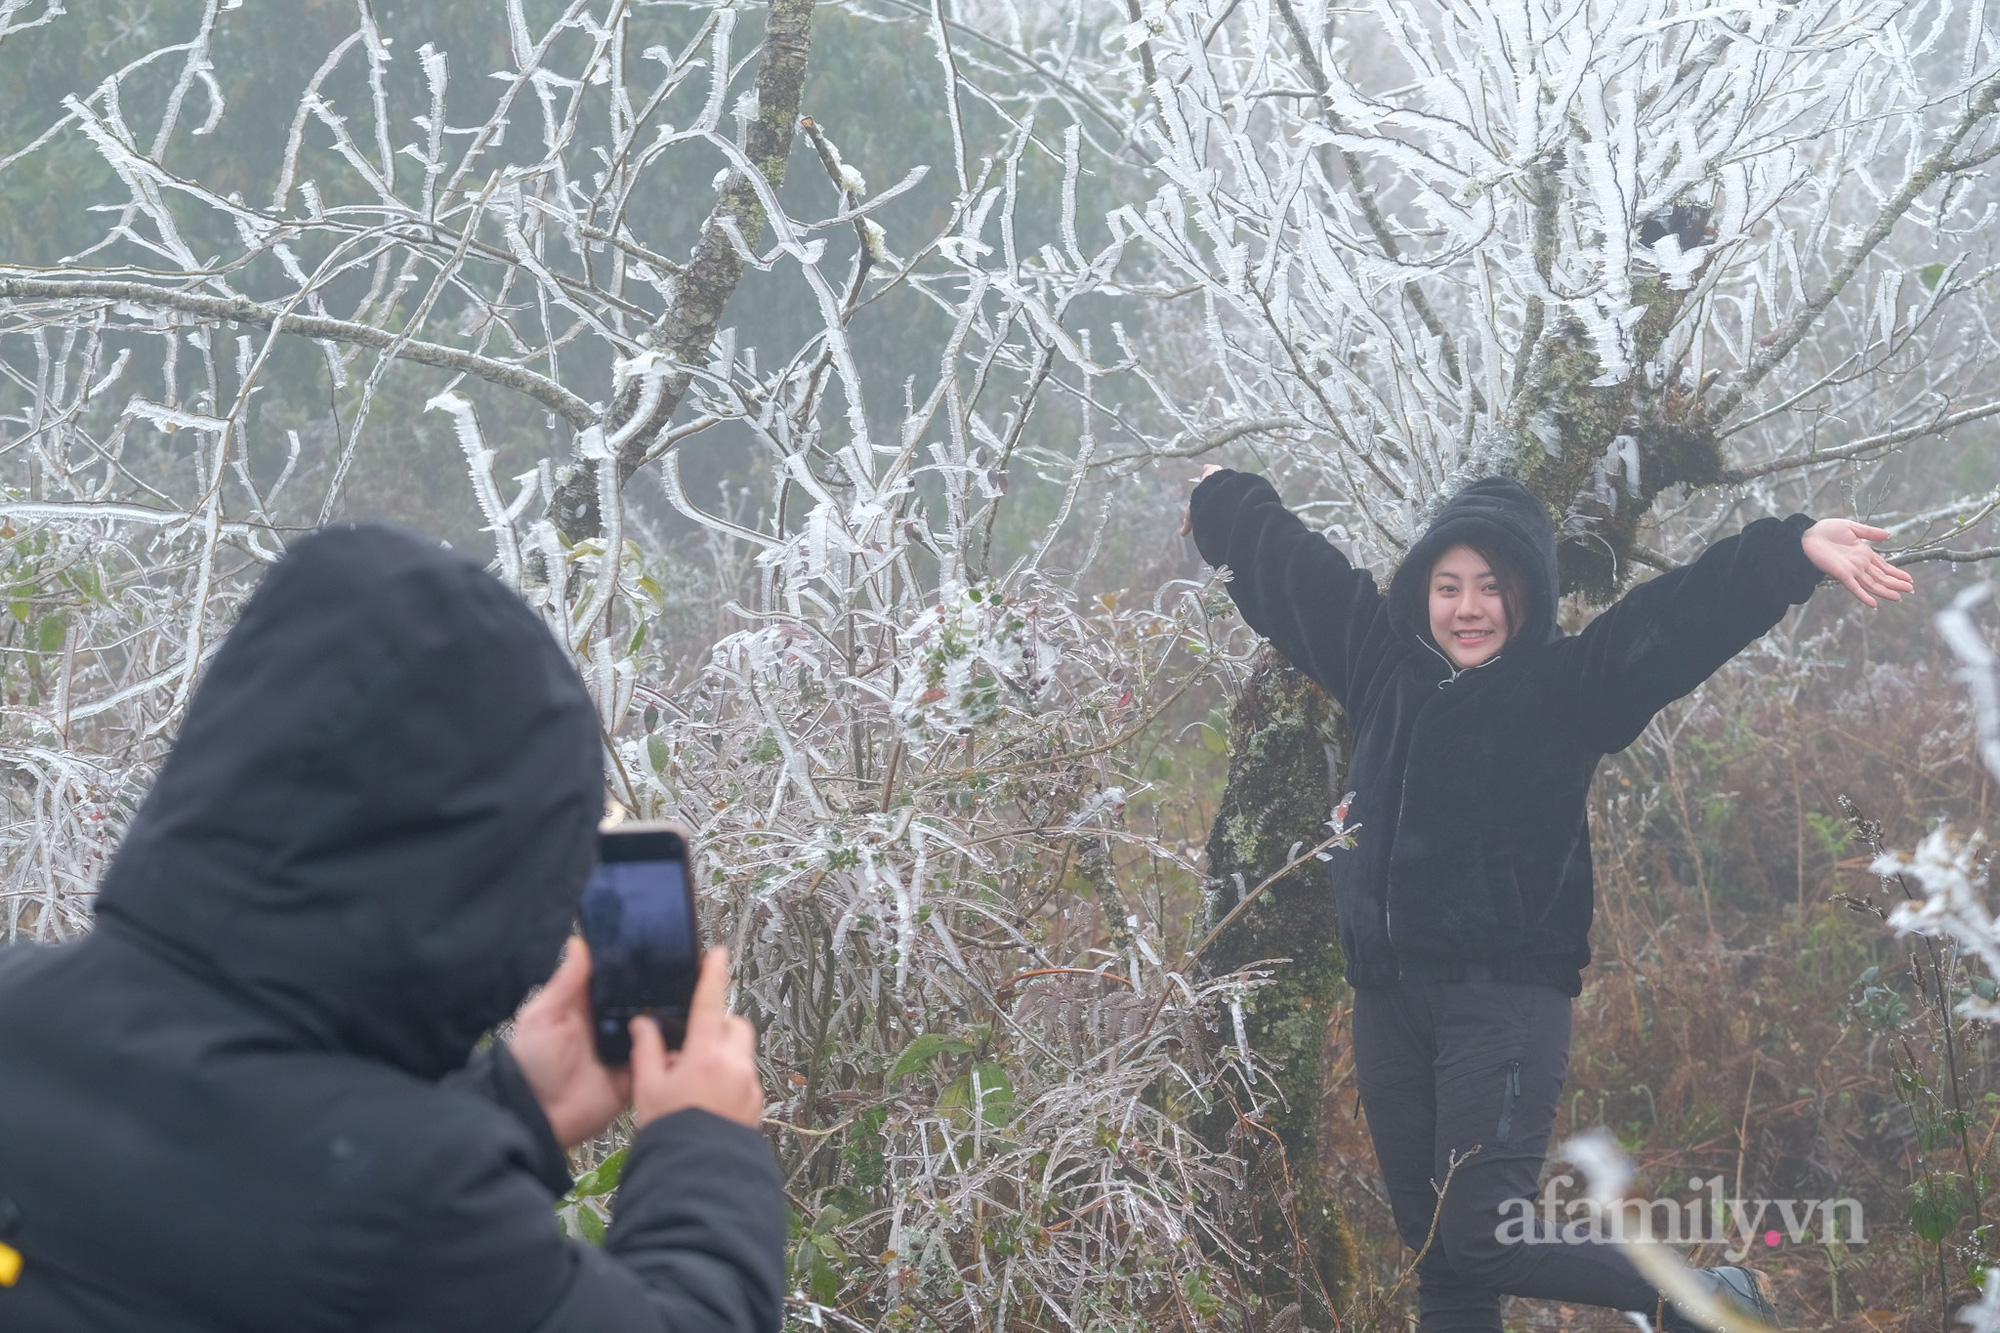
[1496,1058,1521,1141]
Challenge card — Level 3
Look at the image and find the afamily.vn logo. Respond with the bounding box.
[1496,1174,1866,1262]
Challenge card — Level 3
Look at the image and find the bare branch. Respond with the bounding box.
[1893,546,2000,567]
[1724,400,2000,483]
[0,276,598,427]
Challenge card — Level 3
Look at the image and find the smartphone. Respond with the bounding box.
[579,822,701,1066]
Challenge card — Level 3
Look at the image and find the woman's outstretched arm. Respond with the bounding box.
[1551,513,1911,752]
[1183,466,1391,707]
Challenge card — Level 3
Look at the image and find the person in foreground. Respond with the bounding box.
[1185,467,1912,1333]
[0,525,783,1332]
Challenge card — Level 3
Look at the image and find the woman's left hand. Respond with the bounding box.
[1801,519,1915,608]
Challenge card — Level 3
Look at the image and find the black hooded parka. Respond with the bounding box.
[0,525,784,1332]
[1189,470,1822,995]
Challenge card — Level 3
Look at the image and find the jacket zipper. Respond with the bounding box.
[1421,636,1463,689]
[1419,634,1501,689]
[1387,634,1499,968]
[1496,1059,1522,1140]
[1385,777,1416,971]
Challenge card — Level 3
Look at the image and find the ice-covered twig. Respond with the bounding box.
[1937,584,2000,783]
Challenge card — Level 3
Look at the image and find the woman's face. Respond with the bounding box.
[1428,544,1510,669]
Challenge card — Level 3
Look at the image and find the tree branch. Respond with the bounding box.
[1709,76,2000,424]
[1089,416,1313,469]
[1270,0,1475,406]
[1722,399,2000,483]
[0,276,598,427]
[1893,546,2000,567]
[1121,0,1163,136]
[862,0,1128,140]
[547,0,820,542]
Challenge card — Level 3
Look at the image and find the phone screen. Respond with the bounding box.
[580,827,699,1065]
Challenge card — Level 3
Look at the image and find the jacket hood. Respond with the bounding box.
[1387,477,1561,665]
[93,525,603,1080]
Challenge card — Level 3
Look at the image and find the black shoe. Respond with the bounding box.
[1660,1266,1778,1331]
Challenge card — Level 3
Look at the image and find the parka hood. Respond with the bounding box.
[1387,476,1561,666]
[93,525,603,1080]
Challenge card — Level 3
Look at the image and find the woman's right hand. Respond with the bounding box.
[1180,463,1227,537]
[629,948,764,1131]
[1800,518,1914,608]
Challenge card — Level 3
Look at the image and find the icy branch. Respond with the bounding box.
[0,278,596,426]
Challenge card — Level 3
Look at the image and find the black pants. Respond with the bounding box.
[1352,980,1659,1331]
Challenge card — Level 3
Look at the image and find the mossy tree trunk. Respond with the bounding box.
[1505,204,1732,600]
[1201,646,1356,1328]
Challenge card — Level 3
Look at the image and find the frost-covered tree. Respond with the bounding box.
[1117,0,2000,575]
[2,0,1998,1328]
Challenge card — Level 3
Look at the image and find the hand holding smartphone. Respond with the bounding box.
[579,822,701,1066]
[628,949,764,1131]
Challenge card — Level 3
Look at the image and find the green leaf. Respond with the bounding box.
[60,563,102,604]
[570,1147,628,1199]
[808,1251,840,1304]
[1921,262,1948,290]
[940,1062,1015,1128]
[891,1032,975,1080]
[34,613,65,654]
[576,1204,608,1246]
[646,737,670,774]
[1909,1175,1965,1244]
[1182,1267,1223,1319]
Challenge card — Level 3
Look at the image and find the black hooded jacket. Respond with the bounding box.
[0,526,785,1332]
[1190,471,1821,994]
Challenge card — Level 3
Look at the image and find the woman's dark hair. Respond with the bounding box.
[1432,536,1529,634]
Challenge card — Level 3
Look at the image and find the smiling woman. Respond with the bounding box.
[1182,465,1910,1330]
[1426,545,1519,671]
